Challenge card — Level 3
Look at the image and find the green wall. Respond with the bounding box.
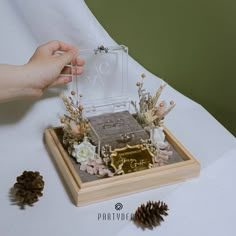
[85,0,236,136]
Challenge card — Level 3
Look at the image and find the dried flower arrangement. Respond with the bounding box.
[59,74,175,178]
[131,74,175,167]
[133,200,169,229]
[60,91,113,177]
[61,91,90,155]
[131,73,175,127]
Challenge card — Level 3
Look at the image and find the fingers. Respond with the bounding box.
[49,76,72,87]
[61,66,83,75]
[71,57,85,66]
[53,51,85,68]
[50,63,84,87]
[57,50,80,69]
[37,40,85,69]
[57,51,85,71]
[42,40,78,54]
[76,58,85,66]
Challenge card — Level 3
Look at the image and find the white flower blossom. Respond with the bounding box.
[72,137,96,164]
[150,127,166,148]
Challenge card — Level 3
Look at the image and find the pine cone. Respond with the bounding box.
[13,171,45,206]
[133,201,169,229]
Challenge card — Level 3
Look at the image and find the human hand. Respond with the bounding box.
[25,40,84,97]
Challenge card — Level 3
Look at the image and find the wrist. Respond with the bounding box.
[0,64,43,103]
[21,63,43,98]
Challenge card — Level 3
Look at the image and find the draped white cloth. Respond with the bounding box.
[0,1,235,235]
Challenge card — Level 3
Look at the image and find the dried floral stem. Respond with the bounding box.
[152,82,166,107]
[158,103,175,120]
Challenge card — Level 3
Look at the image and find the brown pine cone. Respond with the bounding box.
[133,201,169,229]
[13,171,45,206]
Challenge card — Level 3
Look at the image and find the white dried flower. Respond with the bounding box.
[151,127,166,148]
[72,137,96,164]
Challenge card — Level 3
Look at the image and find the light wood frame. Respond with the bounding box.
[44,127,200,206]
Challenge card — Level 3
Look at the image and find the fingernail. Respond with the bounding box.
[78,58,85,66]
[76,68,83,75]
[72,48,79,56]
[65,77,72,83]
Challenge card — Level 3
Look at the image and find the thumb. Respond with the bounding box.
[57,49,78,68]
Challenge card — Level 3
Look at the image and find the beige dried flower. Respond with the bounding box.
[131,80,175,127]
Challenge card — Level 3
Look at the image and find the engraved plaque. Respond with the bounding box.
[111,144,154,174]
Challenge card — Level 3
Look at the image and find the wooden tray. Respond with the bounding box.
[44,127,200,206]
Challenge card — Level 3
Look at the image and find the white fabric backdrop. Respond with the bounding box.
[0,0,235,235]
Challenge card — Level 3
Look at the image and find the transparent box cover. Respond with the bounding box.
[72,45,130,117]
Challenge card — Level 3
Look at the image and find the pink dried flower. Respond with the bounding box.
[86,166,94,175]
[87,160,96,166]
[98,168,106,176]
[154,144,173,166]
[95,158,102,164]
[79,157,114,177]
[80,163,87,171]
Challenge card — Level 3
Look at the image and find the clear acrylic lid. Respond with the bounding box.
[72,45,129,116]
